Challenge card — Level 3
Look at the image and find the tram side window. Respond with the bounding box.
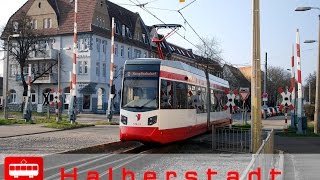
[187,85,196,109]
[213,90,224,112]
[160,80,173,109]
[201,87,207,112]
[173,82,187,109]
[210,89,215,112]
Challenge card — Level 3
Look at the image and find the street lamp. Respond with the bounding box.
[4,34,20,120]
[295,6,320,134]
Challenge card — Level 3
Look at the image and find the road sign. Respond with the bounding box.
[240,91,250,101]
[224,89,238,111]
[50,88,62,107]
[278,87,294,111]
[262,92,268,102]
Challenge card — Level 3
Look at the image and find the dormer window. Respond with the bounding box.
[122,25,125,37]
[142,34,147,44]
[13,21,19,32]
[115,22,120,34]
[126,27,132,39]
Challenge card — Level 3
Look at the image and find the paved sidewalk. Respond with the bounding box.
[0,124,60,138]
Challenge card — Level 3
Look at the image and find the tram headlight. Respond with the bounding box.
[121,115,128,125]
[148,116,157,125]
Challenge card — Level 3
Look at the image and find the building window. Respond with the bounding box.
[120,45,124,57]
[134,49,141,58]
[115,44,118,56]
[115,22,120,34]
[126,27,132,38]
[128,47,131,59]
[102,63,106,77]
[96,62,100,77]
[84,61,88,74]
[78,61,83,74]
[122,25,125,37]
[79,61,88,74]
[31,89,36,103]
[96,38,101,52]
[13,21,19,32]
[43,18,52,28]
[102,40,106,53]
[31,19,37,29]
[9,64,18,77]
[9,89,17,103]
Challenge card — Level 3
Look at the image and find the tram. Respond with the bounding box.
[119,58,231,144]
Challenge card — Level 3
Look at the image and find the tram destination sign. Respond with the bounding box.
[125,71,158,77]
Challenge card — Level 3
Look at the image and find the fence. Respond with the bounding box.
[212,126,251,153]
[239,129,275,180]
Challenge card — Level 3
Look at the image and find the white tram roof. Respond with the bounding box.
[125,58,229,88]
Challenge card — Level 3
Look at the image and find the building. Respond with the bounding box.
[2,0,222,114]
[1,0,151,113]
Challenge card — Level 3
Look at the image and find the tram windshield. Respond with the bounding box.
[122,77,159,111]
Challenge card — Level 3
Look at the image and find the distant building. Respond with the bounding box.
[223,64,250,90]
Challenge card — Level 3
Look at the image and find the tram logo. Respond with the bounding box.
[136,113,141,121]
[4,156,44,180]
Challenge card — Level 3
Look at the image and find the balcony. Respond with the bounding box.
[16,73,57,84]
[33,73,57,84]
[28,49,58,61]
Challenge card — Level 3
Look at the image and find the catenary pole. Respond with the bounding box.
[314,15,320,134]
[251,0,262,153]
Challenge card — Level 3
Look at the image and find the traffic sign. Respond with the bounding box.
[278,87,294,111]
[262,92,268,102]
[239,91,250,101]
[224,89,238,111]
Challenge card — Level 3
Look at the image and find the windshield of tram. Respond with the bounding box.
[122,76,159,111]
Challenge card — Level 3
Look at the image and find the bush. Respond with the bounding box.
[304,104,315,121]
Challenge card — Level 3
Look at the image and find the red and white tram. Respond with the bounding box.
[120,58,231,144]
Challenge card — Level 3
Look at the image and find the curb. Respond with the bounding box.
[0,124,95,139]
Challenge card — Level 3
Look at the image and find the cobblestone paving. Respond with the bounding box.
[0,125,120,154]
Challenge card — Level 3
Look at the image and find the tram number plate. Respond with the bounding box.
[133,123,142,126]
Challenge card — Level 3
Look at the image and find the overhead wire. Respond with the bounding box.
[127,0,239,66]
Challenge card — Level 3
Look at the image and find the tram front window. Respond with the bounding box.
[122,78,158,111]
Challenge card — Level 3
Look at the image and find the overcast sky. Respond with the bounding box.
[1,0,319,84]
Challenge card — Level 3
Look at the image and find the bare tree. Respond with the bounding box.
[194,37,223,129]
[1,12,57,96]
[266,66,291,106]
[305,72,316,103]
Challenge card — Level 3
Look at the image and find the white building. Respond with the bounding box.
[2,0,151,113]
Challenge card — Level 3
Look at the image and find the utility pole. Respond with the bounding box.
[107,17,115,122]
[314,15,320,134]
[263,52,267,119]
[251,0,262,153]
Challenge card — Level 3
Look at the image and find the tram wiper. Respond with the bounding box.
[137,98,157,109]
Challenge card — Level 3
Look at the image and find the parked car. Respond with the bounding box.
[261,106,272,117]
[269,107,277,116]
